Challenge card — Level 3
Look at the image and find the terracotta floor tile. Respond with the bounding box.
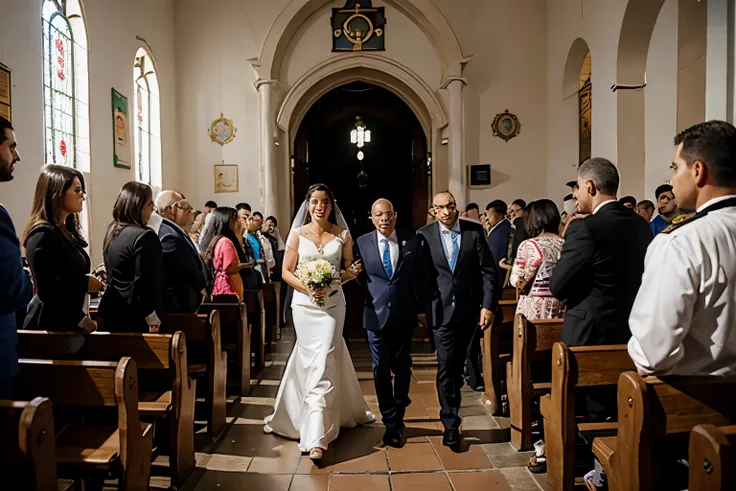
[333,448,388,473]
[499,467,545,491]
[461,415,498,430]
[429,436,493,470]
[390,472,452,491]
[192,472,292,491]
[246,442,302,474]
[448,470,511,491]
[482,443,535,468]
[289,474,330,491]
[403,421,443,443]
[387,442,442,472]
[294,445,336,475]
[329,474,390,491]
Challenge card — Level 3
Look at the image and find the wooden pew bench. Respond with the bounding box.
[506,314,564,450]
[0,397,62,491]
[160,311,227,434]
[688,424,736,491]
[17,330,196,487]
[15,358,153,491]
[481,299,518,415]
[199,300,251,396]
[243,290,266,372]
[592,373,736,491]
[541,342,635,491]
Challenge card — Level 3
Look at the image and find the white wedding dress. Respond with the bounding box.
[264,229,374,451]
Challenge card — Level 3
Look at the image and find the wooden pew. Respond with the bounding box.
[16,357,153,491]
[481,299,517,414]
[199,300,251,396]
[506,314,564,450]
[0,397,60,491]
[688,424,736,491]
[160,311,227,434]
[592,373,736,491]
[244,289,267,372]
[541,342,635,491]
[16,330,196,487]
[263,282,279,355]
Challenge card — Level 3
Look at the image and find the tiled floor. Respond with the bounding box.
[182,329,547,491]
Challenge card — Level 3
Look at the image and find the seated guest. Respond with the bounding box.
[507,199,528,263]
[463,202,482,223]
[485,200,512,268]
[0,116,32,399]
[22,165,102,332]
[618,195,636,209]
[196,200,218,249]
[510,200,564,320]
[98,182,164,333]
[628,120,736,376]
[650,184,680,235]
[635,199,654,223]
[251,212,274,281]
[202,207,252,300]
[245,211,268,286]
[550,158,652,346]
[155,190,206,314]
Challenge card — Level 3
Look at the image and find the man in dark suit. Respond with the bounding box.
[550,158,652,347]
[0,117,32,399]
[355,199,423,446]
[507,199,528,262]
[156,191,207,313]
[418,191,498,447]
[485,199,512,282]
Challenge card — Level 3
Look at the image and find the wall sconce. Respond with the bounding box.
[441,138,449,146]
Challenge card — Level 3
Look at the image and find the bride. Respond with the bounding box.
[264,183,375,460]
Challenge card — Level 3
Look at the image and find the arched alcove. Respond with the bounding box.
[562,38,593,167]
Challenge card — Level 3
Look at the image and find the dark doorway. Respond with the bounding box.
[292,82,430,337]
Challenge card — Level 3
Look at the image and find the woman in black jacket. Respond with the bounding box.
[98,181,163,333]
[22,165,103,332]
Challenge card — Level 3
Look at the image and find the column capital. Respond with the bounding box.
[254,79,282,91]
[439,76,467,90]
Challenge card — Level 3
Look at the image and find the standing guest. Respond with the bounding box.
[507,199,529,263]
[355,199,423,447]
[263,216,282,282]
[635,199,655,223]
[463,202,482,223]
[0,117,32,399]
[202,207,252,300]
[650,184,680,235]
[98,182,164,333]
[510,200,564,320]
[155,190,206,314]
[251,212,275,280]
[426,207,437,225]
[618,195,637,209]
[418,191,497,447]
[485,200,512,269]
[196,200,218,248]
[22,165,102,332]
[246,212,269,283]
[628,120,736,376]
[234,203,262,289]
[550,158,652,346]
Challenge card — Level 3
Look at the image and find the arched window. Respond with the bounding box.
[42,0,89,171]
[579,51,592,165]
[133,47,162,187]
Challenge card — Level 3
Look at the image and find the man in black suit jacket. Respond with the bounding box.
[418,191,498,447]
[156,191,207,313]
[550,158,652,347]
[355,199,423,446]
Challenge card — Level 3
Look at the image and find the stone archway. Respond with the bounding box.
[562,38,592,166]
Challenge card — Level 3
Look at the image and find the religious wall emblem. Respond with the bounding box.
[491,110,521,142]
[332,1,386,52]
[208,113,236,146]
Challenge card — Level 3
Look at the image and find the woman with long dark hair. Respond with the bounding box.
[22,165,103,332]
[98,181,163,333]
[201,207,253,300]
[264,183,372,461]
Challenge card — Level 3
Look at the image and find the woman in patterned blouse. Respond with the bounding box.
[509,199,564,320]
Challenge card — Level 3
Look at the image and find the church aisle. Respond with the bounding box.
[184,329,546,491]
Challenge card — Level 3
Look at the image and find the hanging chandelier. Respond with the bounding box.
[350,116,371,149]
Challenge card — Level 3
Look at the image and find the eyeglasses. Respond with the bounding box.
[433,203,457,212]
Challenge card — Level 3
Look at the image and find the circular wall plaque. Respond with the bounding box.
[209,113,236,146]
[491,109,521,142]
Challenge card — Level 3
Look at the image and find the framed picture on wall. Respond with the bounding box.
[111,88,131,169]
[468,164,492,189]
[214,164,239,193]
[0,62,11,121]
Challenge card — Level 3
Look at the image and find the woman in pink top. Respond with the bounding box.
[201,207,252,300]
[510,199,564,320]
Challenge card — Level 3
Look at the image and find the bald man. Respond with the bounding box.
[355,199,424,447]
[156,191,206,313]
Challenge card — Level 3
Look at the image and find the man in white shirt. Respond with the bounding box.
[628,120,736,376]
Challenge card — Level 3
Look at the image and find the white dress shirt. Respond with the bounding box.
[627,196,736,375]
[438,220,462,264]
[593,199,617,215]
[377,230,399,275]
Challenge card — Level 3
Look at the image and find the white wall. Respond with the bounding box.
[0,0,178,264]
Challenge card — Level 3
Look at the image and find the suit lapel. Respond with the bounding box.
[428,222,452,272]
[393,231,407,279]
[454,223,474,277]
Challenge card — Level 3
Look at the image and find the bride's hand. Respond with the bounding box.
[347,260,363,278]
[309,287,327,301]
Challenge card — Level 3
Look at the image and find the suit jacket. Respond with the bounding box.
[158,218,206,314]
[417,220,498,328]
[0,205,32,379]
[355,229,422,332]
[99,225,164,332]
[509,216,529,261]
[550,202,653,346]
[24,224,90,331]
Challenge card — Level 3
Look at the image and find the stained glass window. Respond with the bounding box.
[42,0,89,171]
[133,47,162,187]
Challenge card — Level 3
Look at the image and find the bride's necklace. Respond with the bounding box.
[304,224,335,252]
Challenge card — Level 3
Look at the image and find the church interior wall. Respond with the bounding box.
[0,0,178,265]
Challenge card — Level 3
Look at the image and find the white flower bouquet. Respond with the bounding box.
[296,256,339,307]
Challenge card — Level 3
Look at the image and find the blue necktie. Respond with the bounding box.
[444,230,459,271]
[382,238,393,278]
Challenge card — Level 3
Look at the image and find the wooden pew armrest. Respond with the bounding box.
[540,394,550,419]
[139,391,172,417]
[592,436,616,468]
[579,422,618,434]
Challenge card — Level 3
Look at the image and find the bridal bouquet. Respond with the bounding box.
[296,257,338,307]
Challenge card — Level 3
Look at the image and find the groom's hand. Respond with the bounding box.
[479,308,493,330]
